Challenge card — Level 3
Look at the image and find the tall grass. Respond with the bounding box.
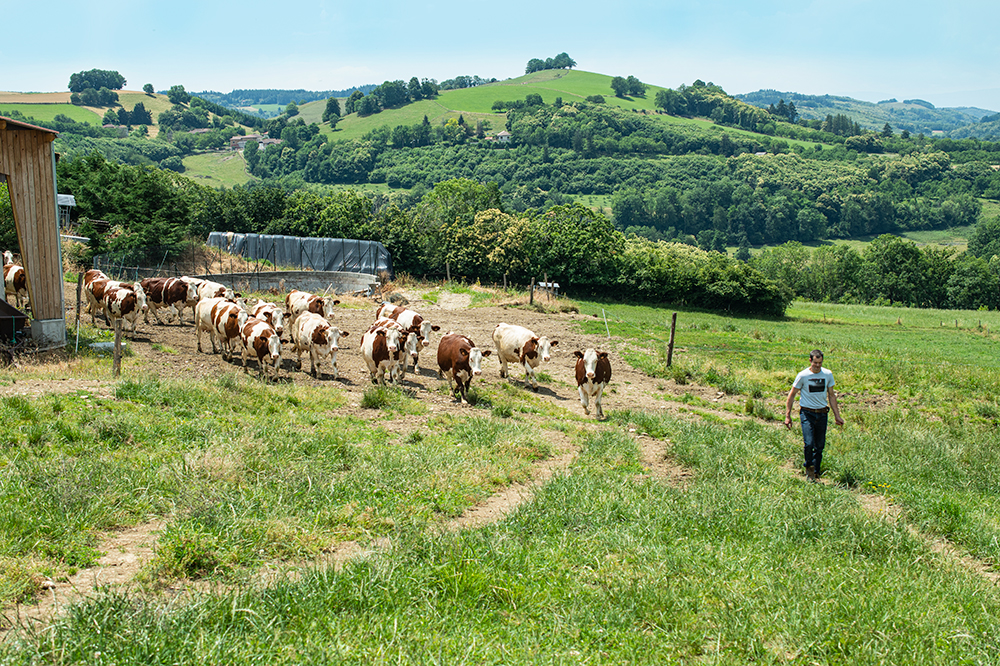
[6,411,1000,664]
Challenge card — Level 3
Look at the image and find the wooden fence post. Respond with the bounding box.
[529,276,535,305]
[113,319,122,378]
[667,313,677,367]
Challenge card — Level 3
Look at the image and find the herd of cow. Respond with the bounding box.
[76,270,612,418]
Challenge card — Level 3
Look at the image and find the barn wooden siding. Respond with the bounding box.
[0,116,65,326]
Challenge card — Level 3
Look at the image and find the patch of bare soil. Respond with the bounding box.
[3,521,164,635]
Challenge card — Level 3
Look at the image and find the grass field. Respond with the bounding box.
[1,289,1000,662]
[181,151,253,188]
[0,103,100,125]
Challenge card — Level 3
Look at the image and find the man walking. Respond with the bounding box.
[785,350,844,481]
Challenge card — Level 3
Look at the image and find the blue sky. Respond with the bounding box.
[4,0,999,111]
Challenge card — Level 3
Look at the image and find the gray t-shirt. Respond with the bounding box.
[793,367,835,410]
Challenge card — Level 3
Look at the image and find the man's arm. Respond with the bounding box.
[828,387,844,426]
[784,387,799,429]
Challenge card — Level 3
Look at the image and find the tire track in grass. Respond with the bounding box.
[1,520,165,636]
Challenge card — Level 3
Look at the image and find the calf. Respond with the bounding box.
[437,332,491,403]
[375,303,440,370]
[492,323,559,391]
[240,317,282,381]
[250,300,288,339]
[102,282,148,338]
[195,297,247,356]
[574,349,612,419]
[291,311,349,378]
[287,290,340,333]
[360,323,407,385]
[3,262,28,311]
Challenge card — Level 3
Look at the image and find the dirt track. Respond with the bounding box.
[49,286,745,420]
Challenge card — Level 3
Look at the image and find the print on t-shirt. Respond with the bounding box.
[807,378,827,393]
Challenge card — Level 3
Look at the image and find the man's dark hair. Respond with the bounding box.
[810,350,823,360]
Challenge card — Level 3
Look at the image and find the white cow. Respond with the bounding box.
[291,311,348,378]
[492,323,559,391]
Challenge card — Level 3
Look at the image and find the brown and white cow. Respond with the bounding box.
[140,277,200,325]
[240,317,282,381]
[83,270,114,324]
[102,282,148,338]
[286,290,340,335]
[291,311,349,378]
[370,317,421,381]
[374,303,440,370]
[195,278,235,302]
[574,349,612,419]
[3,261,29,311]
[361,323,407,385]
[195,297,248,357]
[250,300,289,339]
[492,323,559,391]
[437,332,491,403]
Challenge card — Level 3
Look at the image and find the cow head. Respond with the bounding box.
[467,346,492,376]
[131,282,149,314]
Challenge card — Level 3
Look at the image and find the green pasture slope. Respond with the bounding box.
[181,151,253,189]
[0,103,98,125]
[320,70,829,151]
[1,292,1000,663]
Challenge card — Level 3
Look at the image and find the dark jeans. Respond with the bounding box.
[800,409,829,475]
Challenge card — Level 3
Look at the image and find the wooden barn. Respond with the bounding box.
[0,115,66,348]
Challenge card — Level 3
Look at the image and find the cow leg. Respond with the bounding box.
[595,385,605,420]
[499,356,508,378]
[310,349,319,378]
[523,362,538,390]
[579,385,591,415]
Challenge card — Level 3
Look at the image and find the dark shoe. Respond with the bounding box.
[805,466,817,482]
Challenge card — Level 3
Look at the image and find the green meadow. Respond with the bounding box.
[1,292,999,664]
[181,150,254,188]
[0,103,99,125]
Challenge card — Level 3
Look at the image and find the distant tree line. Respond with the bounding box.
[344,78,440,116]
[524,53,577,74]
[439,76,494,91]
[750,221,1000,310]
[49,159,790,315]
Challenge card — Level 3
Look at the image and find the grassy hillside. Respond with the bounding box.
[318,70,829,150]
[319,97,506,143]
[181,151,253,189]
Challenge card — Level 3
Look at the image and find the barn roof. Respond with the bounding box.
[0,115,59,136]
